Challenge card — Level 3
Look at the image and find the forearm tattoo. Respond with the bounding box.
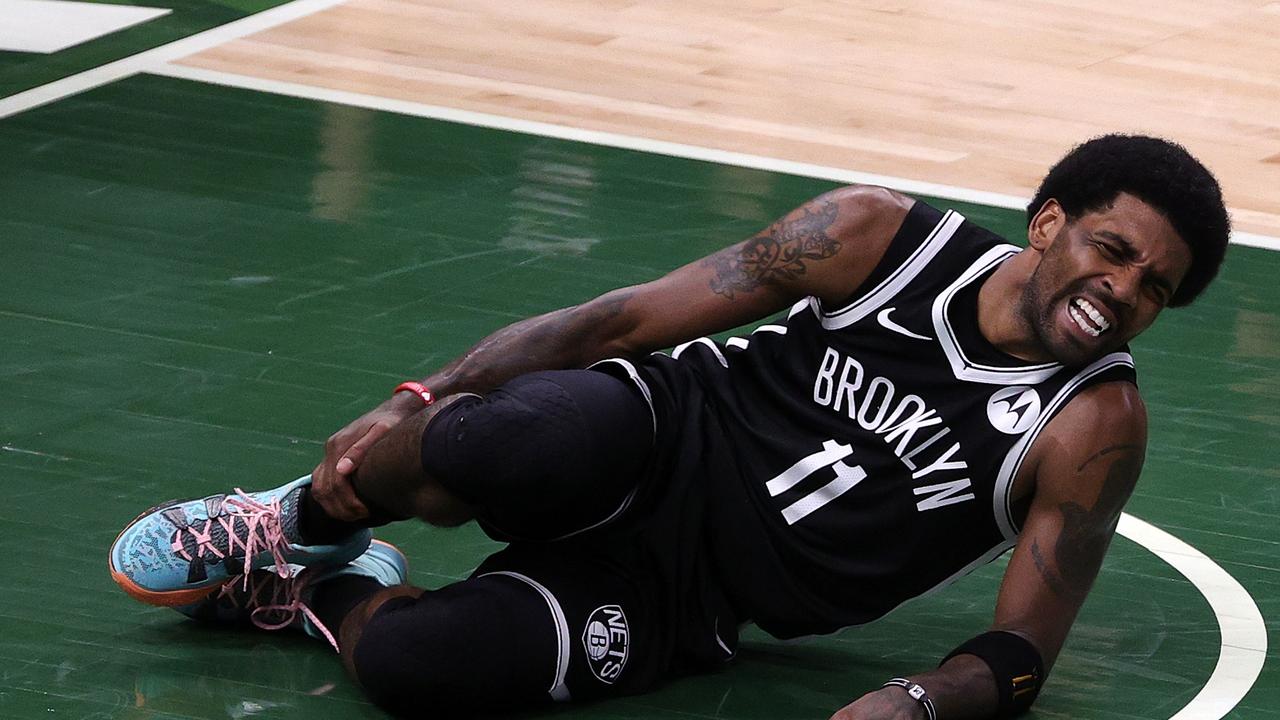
[704,200,841,299]
[1031,443,1143,603]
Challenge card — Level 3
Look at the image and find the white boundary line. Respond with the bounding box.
[4,26,1276,252]
[145,62,1280,252]
[1118,514,1267,720]
[0,0,347,119]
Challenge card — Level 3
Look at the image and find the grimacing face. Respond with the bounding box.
[1019,193,1194,368]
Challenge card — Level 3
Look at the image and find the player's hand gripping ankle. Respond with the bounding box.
[312,392,422,521]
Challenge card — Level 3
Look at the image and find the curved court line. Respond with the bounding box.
[1118,513,1268,719]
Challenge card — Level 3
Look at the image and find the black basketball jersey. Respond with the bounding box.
[597,200,1137,639]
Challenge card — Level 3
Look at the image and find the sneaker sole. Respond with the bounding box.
[361,539,409,582]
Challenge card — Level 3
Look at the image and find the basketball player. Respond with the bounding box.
[110,134,1230,719]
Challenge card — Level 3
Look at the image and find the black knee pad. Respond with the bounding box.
[421,370,654,539]
[351,577,559,716]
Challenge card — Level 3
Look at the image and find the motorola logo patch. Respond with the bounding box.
[582,605,629,684]
[986,386,1041,434]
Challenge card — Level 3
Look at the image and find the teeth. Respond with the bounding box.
[1069,306,1100,337]
[1071,297,1110,333]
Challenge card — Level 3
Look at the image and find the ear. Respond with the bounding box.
[1027,199,1068,252]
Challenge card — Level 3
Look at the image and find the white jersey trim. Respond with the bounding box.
[725,322,789,352]
[991,351,1136,540]
[931,245,1062,385]
[788,297,817,320]
[481,571,572,702]
[672,337,729,368]
[819,209,966,330]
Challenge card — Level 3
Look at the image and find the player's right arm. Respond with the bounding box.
[312,185,913,519]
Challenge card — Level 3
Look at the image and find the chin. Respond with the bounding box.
[1031,293,1127,368]
[1034,320,1109,368]
[1052,331,1126,368]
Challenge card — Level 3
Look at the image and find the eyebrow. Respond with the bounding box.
[1096,230,1131,246]
[1094,231,1176,297]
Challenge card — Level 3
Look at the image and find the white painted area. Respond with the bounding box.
[0,0,347,117]
[1118,513,1268,720]
[142,63,1280,253]
[1229,231,1280,252]
[0,0,169,53]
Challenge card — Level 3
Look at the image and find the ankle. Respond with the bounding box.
[298,487,371,545]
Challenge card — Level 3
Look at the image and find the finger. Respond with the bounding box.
[314,482,365,522]
[336,425,391,477]
[311,461,366,522]
[335,474,370,518]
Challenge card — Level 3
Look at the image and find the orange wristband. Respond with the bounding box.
[393,381,435,406]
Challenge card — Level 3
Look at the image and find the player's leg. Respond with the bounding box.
[342,367,657,540]
[300,390,480,536]
[168,541,672,713]
[176,539,411,652]
[109,368,653,605]
[335,544,671,716]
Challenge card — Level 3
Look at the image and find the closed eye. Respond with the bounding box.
[1093,240,1122,261]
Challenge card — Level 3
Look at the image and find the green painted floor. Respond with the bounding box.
[0,73,1276,719]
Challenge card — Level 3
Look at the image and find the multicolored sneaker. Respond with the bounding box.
[109,475,372,607]
[176,539,408,651]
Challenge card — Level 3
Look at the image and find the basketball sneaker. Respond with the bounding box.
[176,539,408,652]
[109,475,372,607]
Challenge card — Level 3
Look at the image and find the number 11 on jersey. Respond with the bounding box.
[765,440,868,525]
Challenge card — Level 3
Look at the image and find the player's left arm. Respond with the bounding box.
[830,381,1147,720]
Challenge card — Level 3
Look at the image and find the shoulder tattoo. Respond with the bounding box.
[1030,443,1143,603]
[703,199,841,299]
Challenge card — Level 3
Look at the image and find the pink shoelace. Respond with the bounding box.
[215,565,340,652]
[171,488,339,652]
[170,488,290,579]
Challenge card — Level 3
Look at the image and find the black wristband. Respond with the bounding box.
[942,630,1044,718]
[882,677,937,720]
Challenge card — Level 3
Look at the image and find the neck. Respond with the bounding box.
[977,251,1054,363]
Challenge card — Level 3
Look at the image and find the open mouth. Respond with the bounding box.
[1067,296,1111,338]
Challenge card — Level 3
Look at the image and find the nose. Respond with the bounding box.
[1103,265,1141,309]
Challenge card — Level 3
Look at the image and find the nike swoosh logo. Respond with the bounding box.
[876,307,932,341]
